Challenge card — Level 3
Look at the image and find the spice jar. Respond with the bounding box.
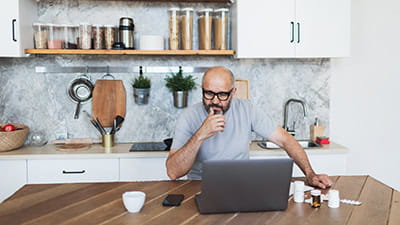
[198,8,213,50]
[47,24,64,49]
[213,8,229,50]
[33,23,48,49]
[168,7,180,50]
[79,23,92,49]
[180,7,194,50]
[92,24,105,49]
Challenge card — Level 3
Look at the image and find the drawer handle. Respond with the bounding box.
[12,19,17,42]
[62,170,86,174]
[290,21,294,43]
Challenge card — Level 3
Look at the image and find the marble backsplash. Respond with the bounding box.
[0,0,330,143]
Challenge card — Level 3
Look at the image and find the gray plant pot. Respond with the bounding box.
[133,88,150,105]
[173,91,188,108]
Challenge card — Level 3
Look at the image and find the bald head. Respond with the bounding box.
[202,66,235,89]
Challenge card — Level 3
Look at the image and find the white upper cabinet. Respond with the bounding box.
[0,0,37,57]
[232,0,350,58]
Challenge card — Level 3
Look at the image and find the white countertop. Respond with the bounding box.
[0,142,348,160]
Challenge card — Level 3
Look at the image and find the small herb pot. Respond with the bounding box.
[133,88,150,105]
[173,91,188,108]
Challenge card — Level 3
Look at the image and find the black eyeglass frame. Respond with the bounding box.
[202,88,234,101]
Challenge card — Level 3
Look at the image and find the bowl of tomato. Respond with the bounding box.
[0,123,29,152]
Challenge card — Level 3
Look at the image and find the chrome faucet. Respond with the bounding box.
[283,99,306,136]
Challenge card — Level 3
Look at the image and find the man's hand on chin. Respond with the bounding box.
[306,173,333,189]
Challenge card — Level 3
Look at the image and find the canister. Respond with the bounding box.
[104,25,116,50]
[213,8,229,50]
[62,25,78,49]
[168,7,180,50]
[79,23,92,49]
[198,8,213,50]
[180,8,193,50]
[33,23,48,49]
[47,24,64,49]
[93,24,105,49]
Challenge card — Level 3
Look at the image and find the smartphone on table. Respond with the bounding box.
[162,194,185,206]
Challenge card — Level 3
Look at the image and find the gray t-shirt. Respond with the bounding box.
[171,98,277,180]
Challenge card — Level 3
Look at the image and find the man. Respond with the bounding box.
[166,66,332,189]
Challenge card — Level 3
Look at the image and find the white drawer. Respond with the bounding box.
[28,159,119,184]
[120,158,170,181]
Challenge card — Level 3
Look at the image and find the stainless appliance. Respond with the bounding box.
[119,17,134,49]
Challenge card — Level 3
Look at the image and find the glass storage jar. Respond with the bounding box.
[47,24,64,49]
[62,25,78,49]
[33,23,48,49]
[180,7,194,50]
[93,24,105,49]
[168,7,180,50]
[104,25,116,50]
[198,8,213,50]
[79,23,92,49]
[213,8,229,50]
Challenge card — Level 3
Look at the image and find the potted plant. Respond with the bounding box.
[165,66,196,108]
[132,66,151,105]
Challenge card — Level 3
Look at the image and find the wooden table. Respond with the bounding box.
[0,176,398,225]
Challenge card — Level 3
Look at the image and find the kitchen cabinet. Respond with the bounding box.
[120,158,170,181]
[0,160,26,202]
[27,159,119,184]
[231,0,350,58]
[0,0,37,57]
[250,153,347,177]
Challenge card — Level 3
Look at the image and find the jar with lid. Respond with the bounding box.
[47,24,64,49]
[33,23,48,49]
[62,25,78,49]
[104,25,116,50]
[92,24,105,49]
[79,23,92,49]
[168,8,180,50]
[213,8,229,50]
[180,8,194,50]
[119,17,134,49]
[198,8,213,50]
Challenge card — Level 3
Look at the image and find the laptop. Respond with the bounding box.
[195,158,293,214]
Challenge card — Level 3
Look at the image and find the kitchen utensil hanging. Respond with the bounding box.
[92,67,126,127]
[68,67,94,119]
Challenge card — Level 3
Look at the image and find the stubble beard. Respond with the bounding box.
[202,98,232,115]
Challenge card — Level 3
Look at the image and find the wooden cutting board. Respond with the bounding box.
[56,144,91,152]
[92,80,126,127]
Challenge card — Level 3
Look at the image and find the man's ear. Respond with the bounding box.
[232,87,237,96]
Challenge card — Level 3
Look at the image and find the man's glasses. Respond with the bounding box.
[202,88,233,101]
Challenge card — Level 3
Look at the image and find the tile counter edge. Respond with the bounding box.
[0,142,349,160]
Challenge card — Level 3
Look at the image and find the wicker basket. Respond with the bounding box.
[0,123,29,152]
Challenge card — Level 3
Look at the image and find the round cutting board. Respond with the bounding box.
[92,80,126,127]
[56,144,91,152]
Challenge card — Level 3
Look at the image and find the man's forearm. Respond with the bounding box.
[166,132,204,180]
[282,140,315,177]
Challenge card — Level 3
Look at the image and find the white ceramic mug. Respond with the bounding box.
[122,191,146,213]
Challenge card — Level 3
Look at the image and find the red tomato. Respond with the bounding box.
[3,124,16,132]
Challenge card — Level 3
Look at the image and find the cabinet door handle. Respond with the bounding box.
[12,19,17,42]
[62,170,86,174]
[297,22,300,43]
[290,22,295,43]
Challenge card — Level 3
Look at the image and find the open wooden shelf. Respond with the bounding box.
[24,49,235,56]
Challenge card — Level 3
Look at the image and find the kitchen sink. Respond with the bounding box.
[257,140,321,149]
